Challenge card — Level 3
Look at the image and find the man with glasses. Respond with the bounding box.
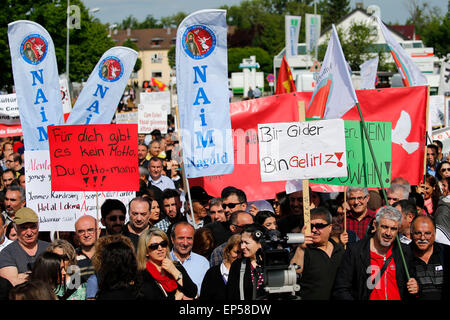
[291,207,345,300]
[209,210,254,267]
[100,199,127,236]
[333,206,419,300]
[409,215,450,300]
[386,184,410,206]
[0,208,50,286]
[345,187,376,240]
[74,215,99,285]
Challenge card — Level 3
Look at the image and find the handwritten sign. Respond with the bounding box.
[115,111,138,124]
[311,120,392,187]
[138,91,170,134]
[48,124,139,191]
[25,150,135,232]
[258,119,347,182]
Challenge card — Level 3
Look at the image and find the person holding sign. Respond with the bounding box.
[333,206,418,300]
[290,207,345,300]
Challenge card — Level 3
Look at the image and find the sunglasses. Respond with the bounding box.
[441,168,450,172]
[311,223,330,230]
[387,197,399,202]
[222,202,244,209]
[148,240,168,251]
[107,215,126,222]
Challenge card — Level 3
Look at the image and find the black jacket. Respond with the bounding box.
[140,262,197,300]
[199,264,227,300]
[332,235,415,300]
[226,258,266,300]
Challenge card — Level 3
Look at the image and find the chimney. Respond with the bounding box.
[127,28,131,37]
[356,2,363,10]
[167,27,171,35]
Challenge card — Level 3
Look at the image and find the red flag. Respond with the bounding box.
[189,86,427,201]
[275,55,297,94]
[151,78,166,91]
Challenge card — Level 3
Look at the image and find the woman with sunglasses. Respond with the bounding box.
[137,228,197,300]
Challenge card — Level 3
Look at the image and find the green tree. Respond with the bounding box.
[228,47,272,75]
[160,12,187,28]
[0,0,114,89]
[318,0,351,30]
[168,46,175,69]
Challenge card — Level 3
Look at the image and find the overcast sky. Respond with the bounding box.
[82,0,448,25]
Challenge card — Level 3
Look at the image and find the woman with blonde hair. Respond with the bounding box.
[200,234,242,300]
[137,228,197,300]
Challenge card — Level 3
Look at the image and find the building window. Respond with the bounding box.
[152,71,163,78]
[151,53,163,63]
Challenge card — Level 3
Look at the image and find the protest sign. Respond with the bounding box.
[0,93,22,137]
[429,95,445,127]
[311,120,392,187]
[258,119,347,182]
[432,126,450,159]
[48,124,139,191]
[25,150,135,232]
[115,111,138,124]
[60,76,71,122]
[138,91,170,133]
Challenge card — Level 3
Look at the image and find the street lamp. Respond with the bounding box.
[108,23,118,37]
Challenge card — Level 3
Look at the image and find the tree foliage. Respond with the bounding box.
[0,0,115,90]
[122,39,142,73]
[228,47,272,75]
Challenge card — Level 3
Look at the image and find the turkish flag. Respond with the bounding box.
[275,55,297,94]
[189,86,427,201]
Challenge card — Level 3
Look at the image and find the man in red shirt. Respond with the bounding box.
[345,187,376,239]
[333,206,419,300]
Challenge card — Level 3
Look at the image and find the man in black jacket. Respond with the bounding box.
[333,206,419,300]
[409,215,450,300]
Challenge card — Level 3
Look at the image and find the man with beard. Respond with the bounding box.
[123,197,152,250]
[154,188,186,235]
[409,215,450,300]
[138,142,149,168]
[2,186,25,226]
[333,206,419,300]
[100,199,126,236]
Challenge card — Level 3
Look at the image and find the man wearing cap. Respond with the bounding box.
[0,208,50,286]
[186,186,213,229]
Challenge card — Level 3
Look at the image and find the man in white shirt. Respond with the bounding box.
[147,156,175,191]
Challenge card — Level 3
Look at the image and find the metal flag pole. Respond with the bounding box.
[175,105,196,229]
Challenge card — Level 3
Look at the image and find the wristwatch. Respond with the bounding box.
[176,273,183,281]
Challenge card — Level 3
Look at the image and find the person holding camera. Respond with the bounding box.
[290,207,345,300]
[226,224,266,300]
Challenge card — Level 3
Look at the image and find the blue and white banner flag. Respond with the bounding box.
[8,20,64,150]
[285,15,301,58]
[66,47,137,125]
[360,56,379,90]
[176,9,234,178]
[305,14,321,54]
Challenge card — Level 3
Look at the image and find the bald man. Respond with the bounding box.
[74,215,99,284]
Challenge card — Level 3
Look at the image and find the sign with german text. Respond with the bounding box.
[48,124,139,191]
[258,119,347,182]
[311,120,392,187]
[25,150,135,232]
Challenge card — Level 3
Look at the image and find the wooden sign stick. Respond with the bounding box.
[298,101,311,235]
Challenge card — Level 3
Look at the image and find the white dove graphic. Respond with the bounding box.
[392,110,419,154]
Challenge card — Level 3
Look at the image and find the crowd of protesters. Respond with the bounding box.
[0,129,448,301]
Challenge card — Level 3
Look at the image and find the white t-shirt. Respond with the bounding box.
[0,237,12,253]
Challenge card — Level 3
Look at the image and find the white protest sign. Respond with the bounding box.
[258,119,347,182]
[25,150,135,232]
[59,77,71,116]
[0,94,20,125]
[138,91,170,134]
[115,111,138,124]
[432,126,450,159]
[430,95,445,127]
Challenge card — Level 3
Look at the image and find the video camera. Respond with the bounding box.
[255,229,304,299]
